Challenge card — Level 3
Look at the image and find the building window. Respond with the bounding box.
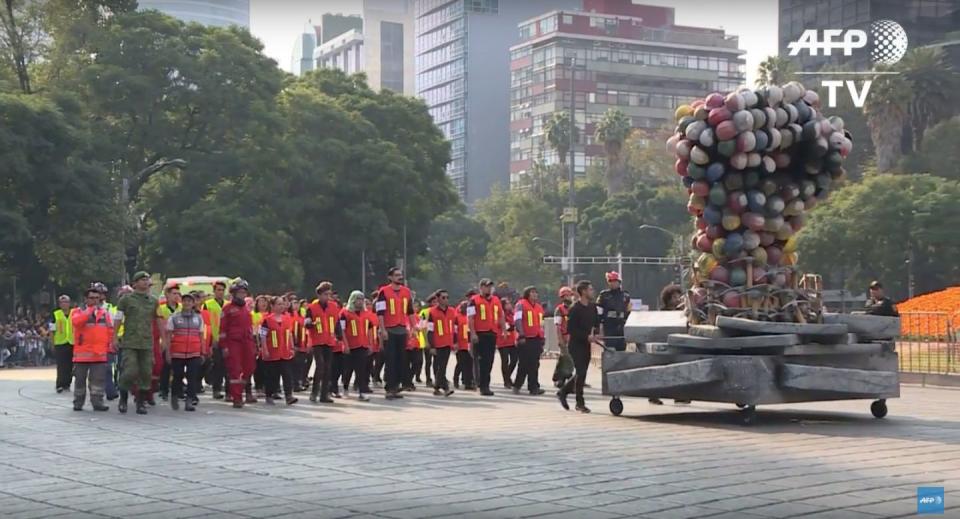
[380,21,404,92]
[466,0,498,14]
[563,14,573,24]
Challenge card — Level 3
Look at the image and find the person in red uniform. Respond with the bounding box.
[220,279,257,408]
[339,290,374,401]
[403,299,422,391]
[468,279,506,396]
[453,293,475,390]
[427,289,457,397]
[305,281,342,404]
[71,287,114,412]
[164,292,204,411]
[376,268,415,400]
[513,286,546,396]
[364,295,382,388]
[260,296,299,406]
[496,298,519,389]
[288,299,309,392]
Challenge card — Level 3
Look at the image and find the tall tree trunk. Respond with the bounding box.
[868,110,903,173]
[2,0,31,94]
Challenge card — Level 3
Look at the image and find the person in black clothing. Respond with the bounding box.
[596,272,630,351]
[558,280,600,413]
[864,281,899,317]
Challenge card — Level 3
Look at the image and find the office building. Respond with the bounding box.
[291,24,321,76]
[138,0,249,28]
[508,0,745,187]
[415,0,579,203]
[779,0,959,71]
[320,13,364,44]
[314,1,414,95]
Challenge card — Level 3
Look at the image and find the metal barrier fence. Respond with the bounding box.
[897,311,959,377]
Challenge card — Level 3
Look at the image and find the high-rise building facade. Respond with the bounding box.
[508,0,744,187]
[320,13,364,44]
[291,24,320,76]
[138,0,250,28]
[779,0,959,71]
[414,0,579,203]
[314,1,415,95]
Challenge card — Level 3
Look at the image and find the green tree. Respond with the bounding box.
[799,173,960,300]
[755,55,796,87]
[415,210,490,296]
[544,110,577,165]
[898,47,957,153]
[0,0,45,93]
[900,115,960,180]
[864,68,909,173]
[594,108,633,196]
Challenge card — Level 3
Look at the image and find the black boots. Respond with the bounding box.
[136,390,149,415]
[118,390,128,413]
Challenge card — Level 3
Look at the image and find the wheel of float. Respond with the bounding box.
[735,403,747,409]
[871,399,887,419]
[609,397,624,416]
[740,404,757,425]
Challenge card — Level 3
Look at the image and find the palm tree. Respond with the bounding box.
[864,66,909,173]
[755,55,796,87]
[544,111,578,165]
[897,47,957,153]
[595,108,633,195]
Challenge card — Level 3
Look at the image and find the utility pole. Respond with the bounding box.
[566,56,577,288]
[361,249,367,294]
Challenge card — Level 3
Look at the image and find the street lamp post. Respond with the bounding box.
[566,56,578,288]
[639,225,686,296]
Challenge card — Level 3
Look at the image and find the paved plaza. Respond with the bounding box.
[1,363,957,519]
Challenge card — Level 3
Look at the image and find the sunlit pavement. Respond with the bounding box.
[1,363,957,519]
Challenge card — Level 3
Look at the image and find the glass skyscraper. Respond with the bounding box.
[138,0,250,28]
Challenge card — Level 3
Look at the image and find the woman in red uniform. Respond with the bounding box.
[260,297,298,406]
[496,298,519,389]
[403,299,422,391]
[288,299,309,392]
[365,295,382,388]
[339,290,374,401]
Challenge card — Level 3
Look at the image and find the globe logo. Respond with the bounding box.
[871,20,908,65]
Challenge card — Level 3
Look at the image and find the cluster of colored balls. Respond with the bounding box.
[667,82,851,297]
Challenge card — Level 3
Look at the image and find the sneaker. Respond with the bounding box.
[245,395,258,404]
[73,404,83,411]
[444,389,454,397]
[433,388,442,396]
[331,392,342,399]
[213,391,224,400]
[426,379,434,386]
[309,394,318,403]
[530,388,545,396]
[160,394,168,402]
[171,397,179,411]
[512,386,521,395]
[385,392,403,400]
[285,396,299,405]
[503,383,512,389]
[480,389,494,396]
[57,387,64,394]
[557,391,570,411]
[454,382,461,389]
[415,377,423,383]
[357,394,369,402]
[265,397,275,406]
[184,403,196,412]
[93,404,109,412]
[147,398,156,406]
[576,405,591,414]
[232,401,244,409]
[319,397,334,404]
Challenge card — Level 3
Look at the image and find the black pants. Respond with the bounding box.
[423,348,433,381]
[54,344,73,390]
[455,350,474,388]
[369,350,381,383]
[265,359,294,399]
[561,340,591,406]
[498,346,518,387]
[329,351,344,393]
[475,332,497,391]
[294,350,311,387]
[383,332,406,393]
[433,347,451,391]
[404,348,418,387]
[514,338,543,392]
[411,347,423,381]
[254,357,266,391]
[171,357,202,402]
[348,347,370,393]
[310,345,332,400]
[158,358,171,397]
[603,323,626,352]
[208,346,226,392]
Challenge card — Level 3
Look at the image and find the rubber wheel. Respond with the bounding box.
[609,397,624,416]
[740,405,756,425]
[871,399,887,419]
[735,403,747,409]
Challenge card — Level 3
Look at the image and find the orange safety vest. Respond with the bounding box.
[517,299,545,339]
[376,285,413,328]
[72,306,113,363]
[169,311,204,359]
[497,320,517,348]
[200,308,213,356]
[469,294,502,333]
[456,313,470,351]
[340,309,372,349]
[555,303,570,337]
[364,309,381,352]
[306,300,340,347]
[428,305,457,349]
[290,312,308,353]
[261,313,294,361]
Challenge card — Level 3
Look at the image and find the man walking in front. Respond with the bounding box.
[71,287,113,412]
[469,279,506,396]
[376,268,414,400]
[558,280,600,413]
[116,272,161,415]
[51,295,74,393]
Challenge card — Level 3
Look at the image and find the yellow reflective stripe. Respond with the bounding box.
[437,320,444,336]
[403,298,408,315]
[479,304,486,321]
[494,305,499,320]
[271,330,278,348]
[350,320,358,337]
[328,317,335,335]
[389,299,396,315]
[527,308,533,327]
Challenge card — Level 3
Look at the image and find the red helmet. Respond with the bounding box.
[557,286,572,298]
[606,271,621,282]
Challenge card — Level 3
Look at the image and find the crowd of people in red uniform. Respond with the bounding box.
[63,267,583,413]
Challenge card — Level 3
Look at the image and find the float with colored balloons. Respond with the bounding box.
[666,81,851,324]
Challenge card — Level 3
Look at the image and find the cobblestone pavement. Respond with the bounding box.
[1,363,957,519]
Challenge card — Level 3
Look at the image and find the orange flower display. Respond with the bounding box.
[898,287,960,338]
